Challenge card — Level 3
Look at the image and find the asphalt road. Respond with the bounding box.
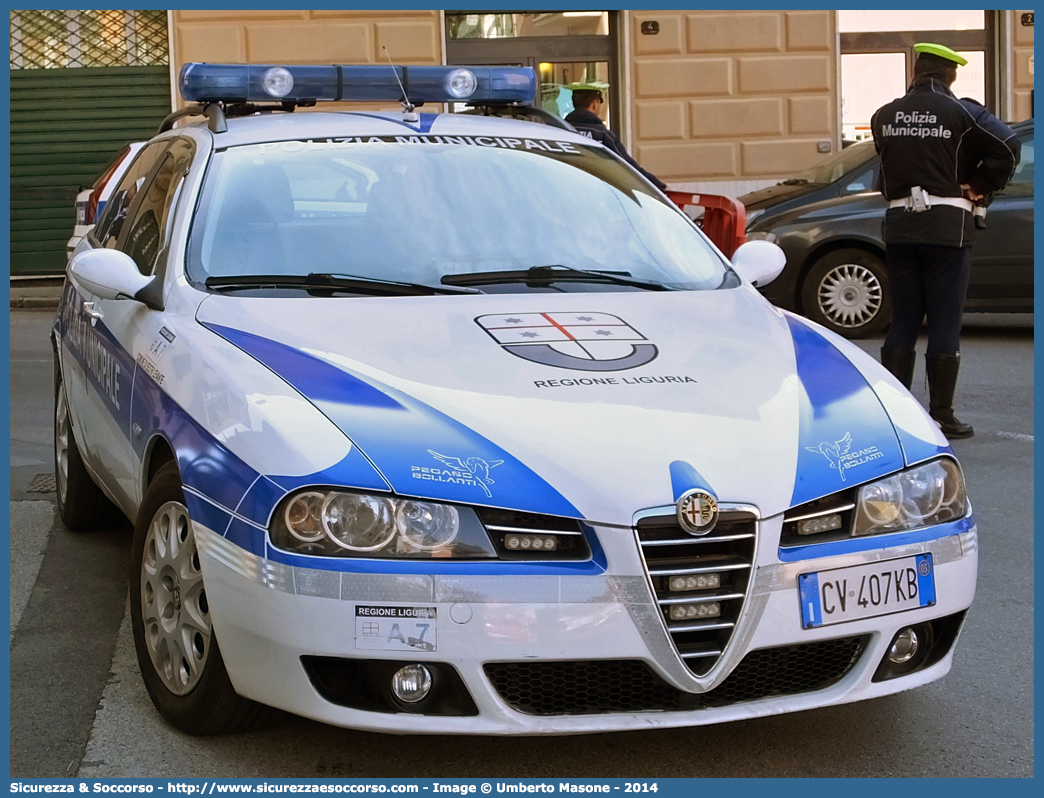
[8,308,1034,779]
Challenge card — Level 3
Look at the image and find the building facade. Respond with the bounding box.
[9,9,1035,276]
[169,8,1033,197]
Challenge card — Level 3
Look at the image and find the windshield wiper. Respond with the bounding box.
[204,272,482,296]
[440,265,675,291]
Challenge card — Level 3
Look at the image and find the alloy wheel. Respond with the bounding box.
[140,500,211,696]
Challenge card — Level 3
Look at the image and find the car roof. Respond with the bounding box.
[184,109,593,150]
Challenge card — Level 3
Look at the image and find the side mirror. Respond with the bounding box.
[69,248,163,310]
[730,239,787,287]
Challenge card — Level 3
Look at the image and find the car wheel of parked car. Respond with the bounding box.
[801,248,892,339]
[54,373,121,531]
[130,461,280,735]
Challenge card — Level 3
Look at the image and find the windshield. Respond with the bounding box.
[794,140,876,185]
[186,135,735,293]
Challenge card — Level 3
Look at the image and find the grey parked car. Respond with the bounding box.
[749,119,1033,338]
[740,139,879,232]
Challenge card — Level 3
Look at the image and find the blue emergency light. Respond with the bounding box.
[179,63,536,105]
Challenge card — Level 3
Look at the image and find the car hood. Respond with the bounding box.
[196,287,927,525]
[756,191,888,231]
[739,182,822,211]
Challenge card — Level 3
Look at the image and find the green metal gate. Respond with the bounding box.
[10,10,171,276]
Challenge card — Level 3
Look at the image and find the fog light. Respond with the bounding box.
[504,534,557,552]
[669,602,721,621]
[797,514,842,535]
[887,627,919,664]
[391,664,432,703]
[668,573,720,592]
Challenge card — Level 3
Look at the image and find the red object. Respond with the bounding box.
[666,191,747,258]
[86,147,133,224]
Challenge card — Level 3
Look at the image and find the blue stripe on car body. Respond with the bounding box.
[132,370,262,515]
[669,460,717,501]
[135,354,606,575]
[891,425,953,470]
[69,313,605,576]
[787,316,906,508]
[204,323,582,520]
[183,490,234,541]
[56,282,134,434]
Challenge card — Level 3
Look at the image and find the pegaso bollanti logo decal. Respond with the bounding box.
[806,432,885,482]
[412,451,504,498]
[476,313,657,371]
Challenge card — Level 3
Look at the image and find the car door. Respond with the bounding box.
[968,129,1034,308]
[74,138,196,513]
[64,140,170,500]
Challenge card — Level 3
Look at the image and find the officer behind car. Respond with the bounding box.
[871,43,1020,439]
[565,85,668,191]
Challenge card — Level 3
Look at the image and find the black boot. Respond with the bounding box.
[880,347,916,389]
[925,353,974,439]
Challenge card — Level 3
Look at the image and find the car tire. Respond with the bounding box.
[801,249,892,339]
[54,372,122,531]
[130,461,281,735]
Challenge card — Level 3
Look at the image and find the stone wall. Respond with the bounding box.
[170,10,443,112]
[628,10,837,191]
[1011,10,1034,122]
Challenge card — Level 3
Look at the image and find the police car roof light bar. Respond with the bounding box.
[179,63,536,106]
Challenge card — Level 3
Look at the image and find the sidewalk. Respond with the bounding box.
[11,276,63,309]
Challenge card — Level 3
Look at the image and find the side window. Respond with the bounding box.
[843,166,876,194]
[118,138,196,275]
[92,141,170,248]
[1004,135,1033,195]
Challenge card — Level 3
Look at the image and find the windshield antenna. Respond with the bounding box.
[383,46,418,122]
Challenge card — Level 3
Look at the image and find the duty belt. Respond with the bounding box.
[889,186,973,213]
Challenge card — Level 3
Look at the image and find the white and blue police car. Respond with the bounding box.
[55,63,977,736]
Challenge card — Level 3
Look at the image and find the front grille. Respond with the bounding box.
[484,636,868,716]
[635,509,757,675]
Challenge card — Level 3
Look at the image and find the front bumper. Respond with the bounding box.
[196,516,977,734]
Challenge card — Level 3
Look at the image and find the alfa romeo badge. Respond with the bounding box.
[677,489,719,535]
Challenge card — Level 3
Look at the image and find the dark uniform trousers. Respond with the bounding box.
[884,242,972,357]
[870,73,1019,438]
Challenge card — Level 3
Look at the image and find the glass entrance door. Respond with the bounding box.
[445,11,617,129]
[839,10,993,142]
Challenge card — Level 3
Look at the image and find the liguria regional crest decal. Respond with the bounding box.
[476,312,657,371]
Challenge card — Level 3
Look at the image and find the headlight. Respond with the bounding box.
[781,457,968,546]
[853,459,967,537]
[271,490,495,558]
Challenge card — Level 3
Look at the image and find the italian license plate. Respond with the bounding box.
[798,554,935,629]
[355,605,437,652]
